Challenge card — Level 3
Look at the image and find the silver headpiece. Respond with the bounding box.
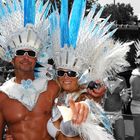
[0,0,51,63]
[50,1,131,84]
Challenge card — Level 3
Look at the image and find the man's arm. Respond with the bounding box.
[0,92,7,140]
[0,112,5,140]
[47,80,61,105]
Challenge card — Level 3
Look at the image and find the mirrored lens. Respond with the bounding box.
[57,70,65,76]
[16,50,36,57]
[16,50,25,56]
[27,51,36,57]
[67,71,77,77]
[57,70,78,77]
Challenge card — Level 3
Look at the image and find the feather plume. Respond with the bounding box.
[74,101,115,140]
[60,0,69,47]
[69,0,86,48]
[76,119,115,140]
[0,0,52,62]
[89,39,132,80]
[51,1,131,85]
[24,0,35,26]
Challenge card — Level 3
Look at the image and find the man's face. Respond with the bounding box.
[12,49,37,72]
[57,69,79,93]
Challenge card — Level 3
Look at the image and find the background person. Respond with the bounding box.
[104,75,131,140]
[130,41,140,140]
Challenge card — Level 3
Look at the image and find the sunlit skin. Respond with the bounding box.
[87,80,106,103]
[12,49,37,82]
[104,76,128,140]
[0,50,60,140]
[2,51,89,140]
[57,69,89,124]
[57,69,79,93]
[48,68,89,140]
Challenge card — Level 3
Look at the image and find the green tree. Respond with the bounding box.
[102,3,138,24]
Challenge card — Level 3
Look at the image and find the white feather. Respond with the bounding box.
[74,115,115,140]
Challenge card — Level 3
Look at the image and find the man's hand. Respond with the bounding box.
[69,99,89,125]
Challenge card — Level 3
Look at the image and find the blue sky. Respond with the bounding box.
[98,0,140,19]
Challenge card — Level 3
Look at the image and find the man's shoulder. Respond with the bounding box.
[47,80,61,97]
[0,91,8,104]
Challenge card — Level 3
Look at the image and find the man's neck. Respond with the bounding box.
[14,71,35,84]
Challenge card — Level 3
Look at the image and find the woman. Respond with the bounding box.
[47,68,114,140]
[46,0,131,139]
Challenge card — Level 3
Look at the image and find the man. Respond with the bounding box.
[104,75,130,140]
[0,48,58,140]
[130,41,140,140]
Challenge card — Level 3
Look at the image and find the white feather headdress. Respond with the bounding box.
[80,39,133,81]
[0,0,51,63]
[50,1,131,84]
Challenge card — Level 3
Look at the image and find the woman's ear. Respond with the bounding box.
[11,59,14,66]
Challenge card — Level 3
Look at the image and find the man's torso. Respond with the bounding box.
[0,80,59,140]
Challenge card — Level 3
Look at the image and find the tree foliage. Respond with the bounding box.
[46,0,138,24]
[101,3,138,24]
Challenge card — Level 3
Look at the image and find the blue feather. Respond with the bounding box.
[12,0,21,11]
[60,0,69,48]
[89,101,113,134]
[100,22,115,37]
[43,3,51,19]
[100,112,113,134]
[5,0,12,13]
[38,0,43,13]
[92,24,99,36]
[13,0,17,11]
[51,6,58,27]
[54,0,58,12]
[94,6,104,20]
[49,12,58,34]
[69,0,86,48]
[91,4,97,15]
[100,15,111,28]
[39,0,50,21]
[24,0,35,26]
[101,28,117,44]
[83,4,97,28]
[0,1,5,18]
[20,0,24,10]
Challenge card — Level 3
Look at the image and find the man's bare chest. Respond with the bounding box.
[1,93,54,124]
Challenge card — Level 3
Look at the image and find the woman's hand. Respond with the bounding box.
[69,99,89,125]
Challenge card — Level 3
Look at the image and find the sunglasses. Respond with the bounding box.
[15,50,36,58]
[56,70,78,77]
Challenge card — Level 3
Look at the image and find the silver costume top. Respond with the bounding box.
[47,91,115,140]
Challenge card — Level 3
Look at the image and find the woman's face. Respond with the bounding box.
[57,69,79,93]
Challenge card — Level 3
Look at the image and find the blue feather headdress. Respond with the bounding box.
[0,0,52,63]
